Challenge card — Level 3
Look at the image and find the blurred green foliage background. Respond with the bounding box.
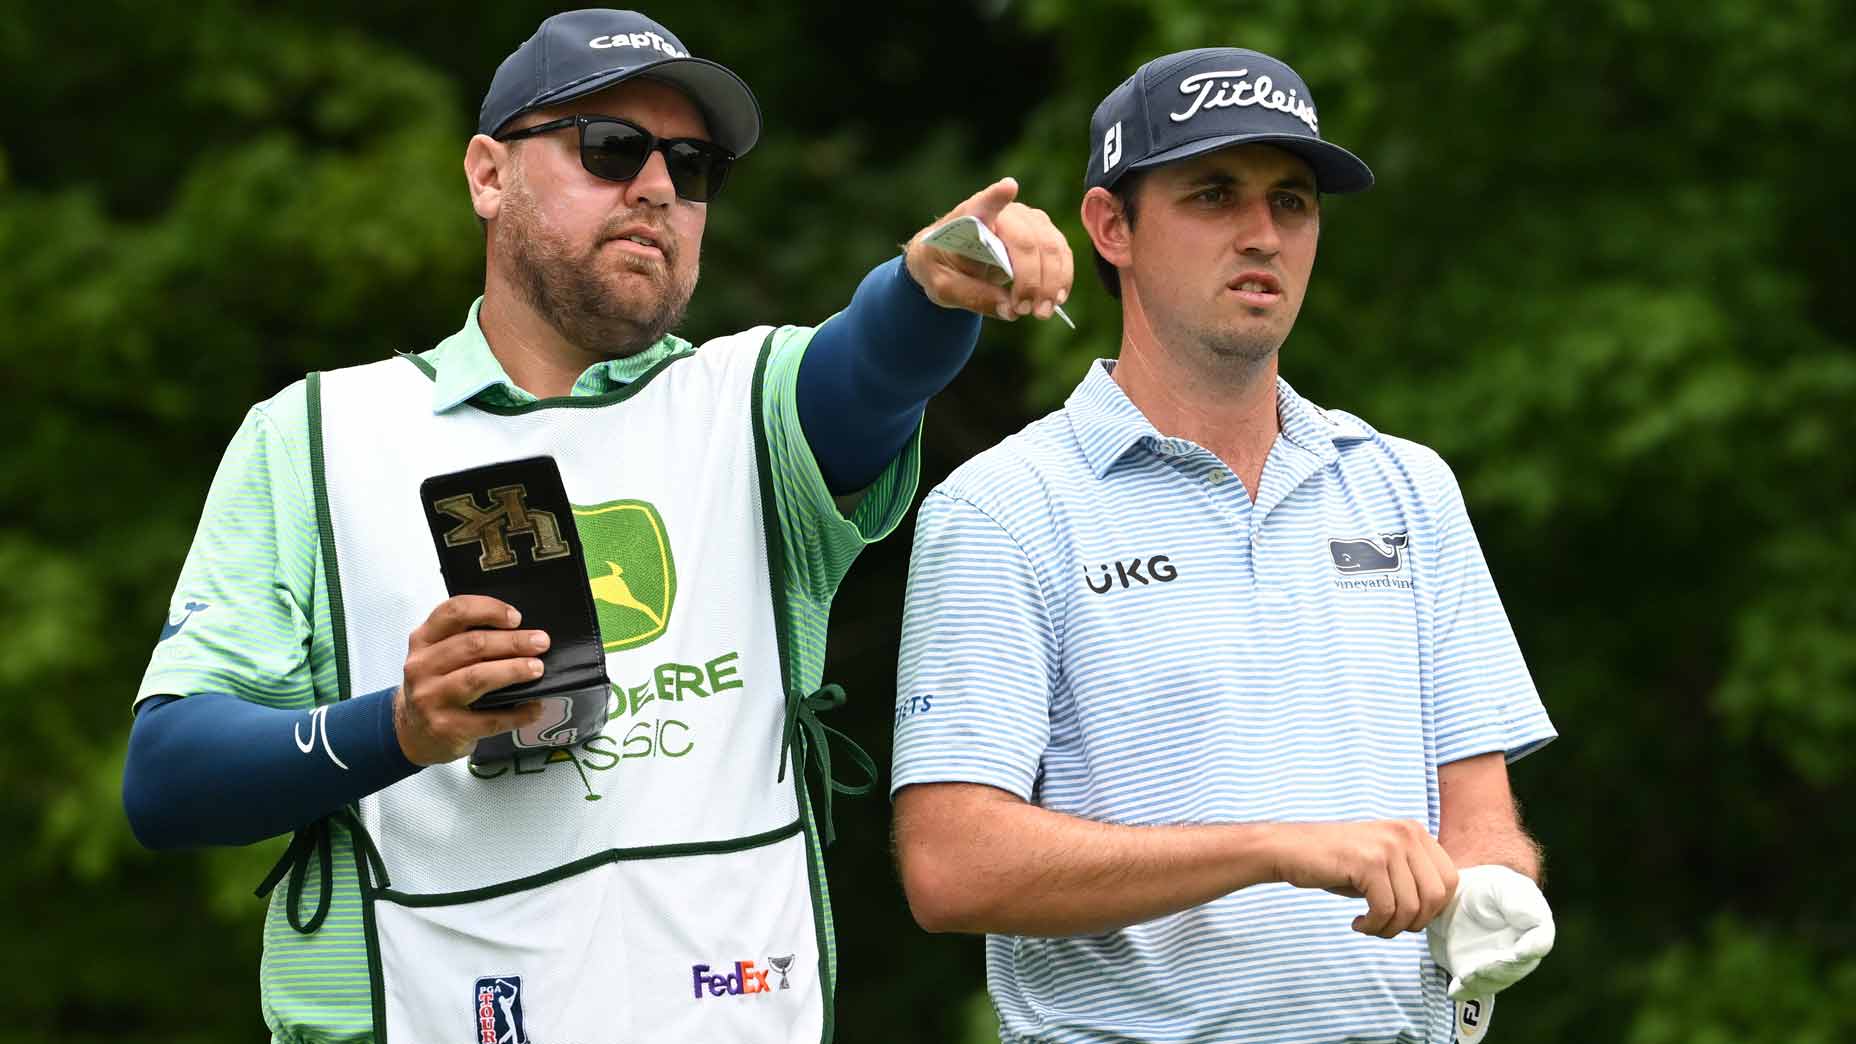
[4,0,1853,1041]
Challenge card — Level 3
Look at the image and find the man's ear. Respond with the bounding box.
[464,134,511,223]
[1081,186,1133,270]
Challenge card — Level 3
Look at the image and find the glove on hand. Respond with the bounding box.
[1427,864,1555,1001]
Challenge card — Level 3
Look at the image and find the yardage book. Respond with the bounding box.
[420,455,611,764]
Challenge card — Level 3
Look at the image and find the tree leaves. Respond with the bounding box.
[5,1,1850,1041]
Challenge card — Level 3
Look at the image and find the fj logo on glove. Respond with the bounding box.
[432,484,571,572]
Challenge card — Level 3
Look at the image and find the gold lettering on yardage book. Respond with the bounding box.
[433,484,571,570]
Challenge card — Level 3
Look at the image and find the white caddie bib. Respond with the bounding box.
[306,328,834,1044]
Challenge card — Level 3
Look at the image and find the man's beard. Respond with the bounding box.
[1198,321,1283,366]
[497,183,697,357]
[1158,307,1286,373]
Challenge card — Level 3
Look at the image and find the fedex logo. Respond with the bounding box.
[691,960,771,999]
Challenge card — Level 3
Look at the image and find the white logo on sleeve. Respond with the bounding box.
[588,31,687,58]
[293,705,350,770]
[1170,69,1320,134]
[1103,121,1123,172]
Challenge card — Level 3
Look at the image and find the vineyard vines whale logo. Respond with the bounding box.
[1328,532,1408,574]
[574,499,677,651]
[158,601,209,642]
[1171,68,1320,134]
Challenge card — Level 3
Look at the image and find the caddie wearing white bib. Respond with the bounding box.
[317,329,826,1043]
[121,8,1076,1043]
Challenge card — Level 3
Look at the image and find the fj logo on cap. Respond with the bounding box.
[1171,68,1319,134]
[1103,121,1123,172]
[588,31,687,58]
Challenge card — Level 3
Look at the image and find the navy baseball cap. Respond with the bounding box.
[1086,48,1371,194]
[479,9,761,156]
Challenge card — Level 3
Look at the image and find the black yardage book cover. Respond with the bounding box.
[419,455,611,764]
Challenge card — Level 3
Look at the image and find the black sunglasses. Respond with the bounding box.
[495,115,736,202]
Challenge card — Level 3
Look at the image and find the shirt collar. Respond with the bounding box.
[1065,360,1165,477]
[1065,358,1375,478]
[421,297,692,413]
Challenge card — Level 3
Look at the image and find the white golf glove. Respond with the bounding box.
[1427,864,1555,1001]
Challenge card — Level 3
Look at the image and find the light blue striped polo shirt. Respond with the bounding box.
[892,359,1555,1044]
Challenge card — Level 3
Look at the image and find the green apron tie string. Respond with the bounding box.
[255,808,391,935]
[777,683,878,846]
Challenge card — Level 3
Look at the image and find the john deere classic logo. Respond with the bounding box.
[574,499,677,651]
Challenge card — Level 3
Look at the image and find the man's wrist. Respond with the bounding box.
[1223,820,1292,889]
[381,686,421,772]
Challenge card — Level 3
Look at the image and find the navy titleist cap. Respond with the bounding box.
[1086,48,1372,194]
[479,9,762,156]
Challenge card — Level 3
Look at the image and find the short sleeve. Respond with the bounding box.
[891,489,1058,801]
[758,322,922,603]
[1427,468,1557,764]
[136,390,321,712]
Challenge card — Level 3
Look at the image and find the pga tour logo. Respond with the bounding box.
[692,955,797,999]
[474,976,529,1044]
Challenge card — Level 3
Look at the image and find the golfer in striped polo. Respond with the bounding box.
[892,49,1557,1043]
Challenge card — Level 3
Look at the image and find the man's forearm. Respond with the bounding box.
[893,783,1286,937]
[1440,822,1544,884]
[1436,751,1544,884]
[797,257,981,494]
[123,689,418,849]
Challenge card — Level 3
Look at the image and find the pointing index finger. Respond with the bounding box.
[957,177,1019,224]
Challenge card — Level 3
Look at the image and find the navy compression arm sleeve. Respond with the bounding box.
[798,256,981,494]
[122,689,419,849]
